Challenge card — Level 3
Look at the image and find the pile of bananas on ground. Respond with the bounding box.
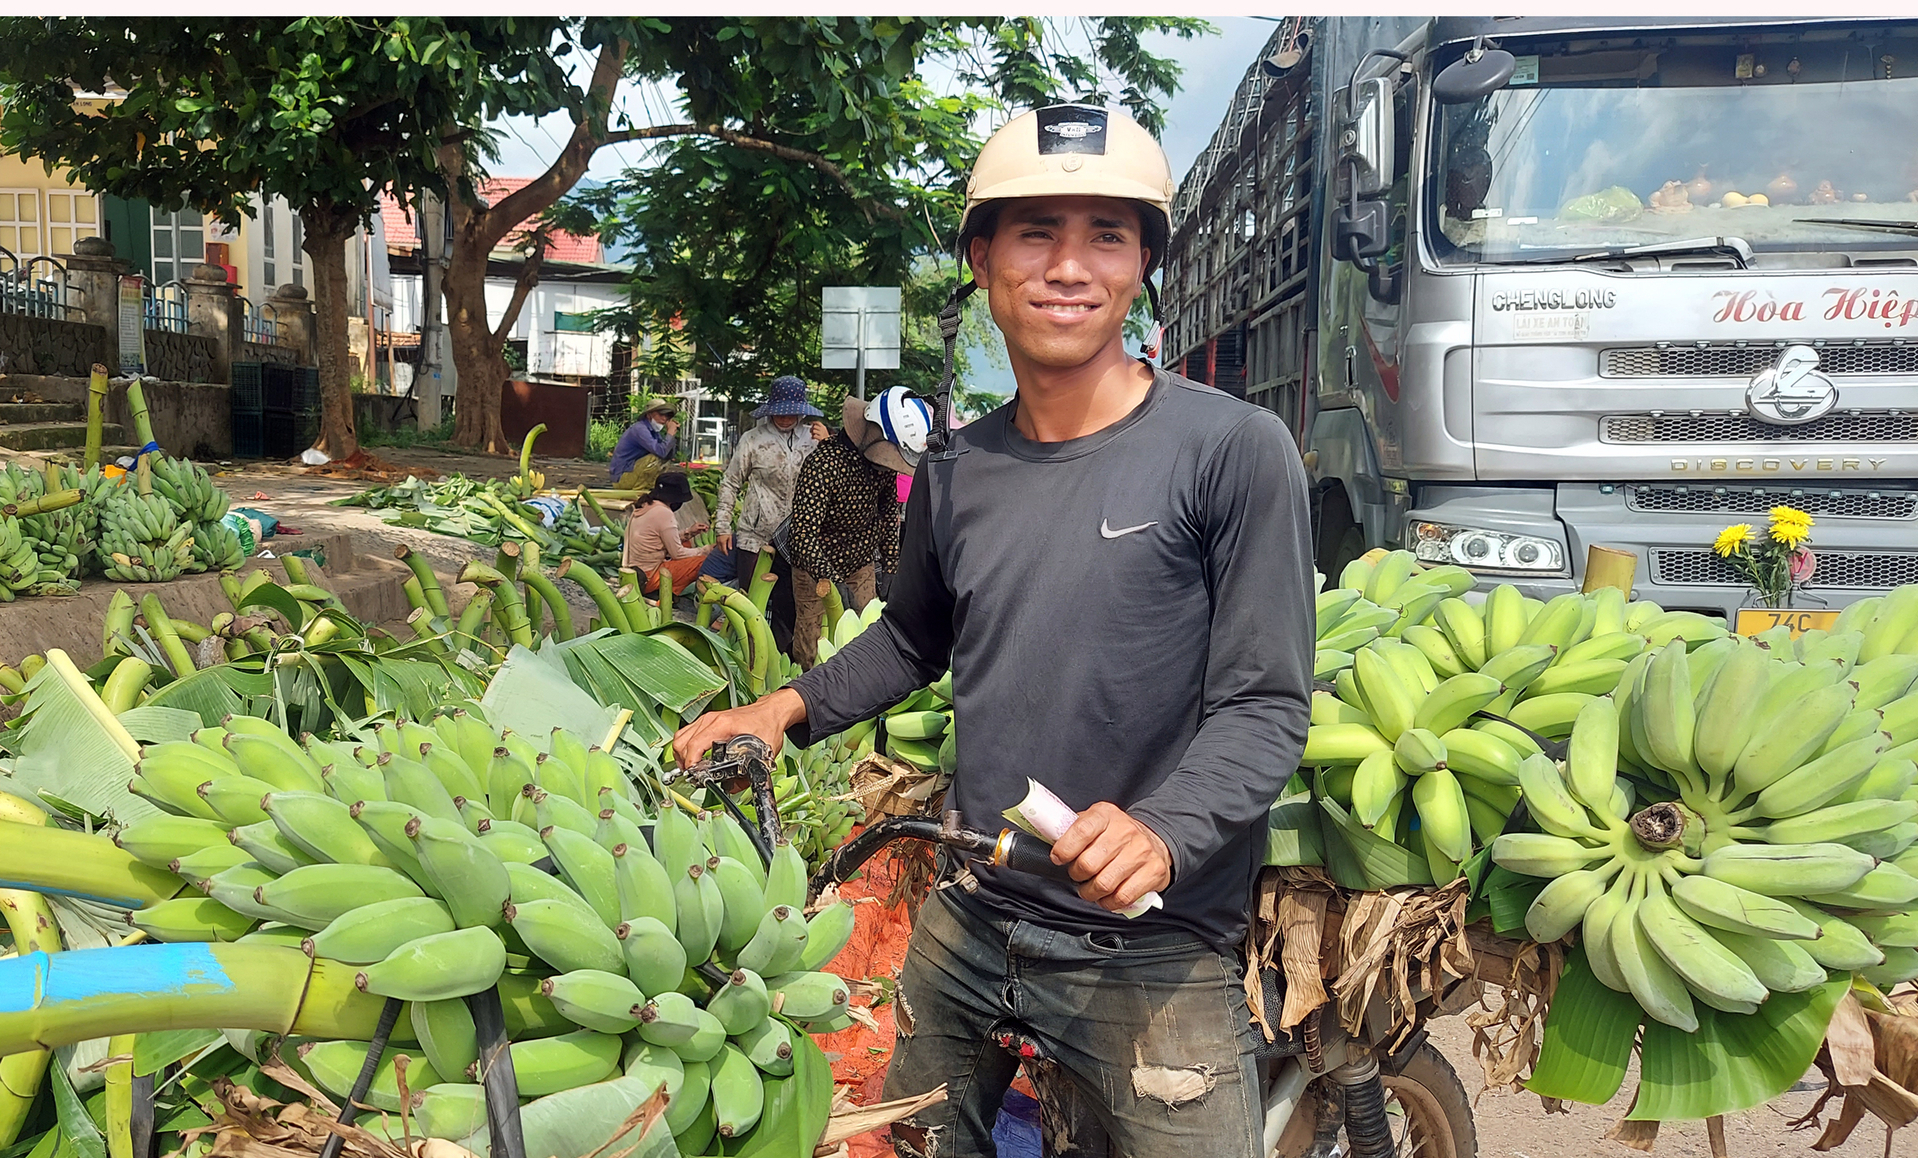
[0,461,89,591]
[107,708,856,1155]
[98,478,194,583]
[148,455,242,573]
[1492,597,1918,1029]
[1299,550,1727,883]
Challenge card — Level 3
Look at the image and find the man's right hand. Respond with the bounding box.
[717,533,733,554]
[664,418,681,436]
[672,686,810,770]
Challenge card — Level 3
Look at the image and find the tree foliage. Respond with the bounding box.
[573,17,1210,403]
[0,17,600,459]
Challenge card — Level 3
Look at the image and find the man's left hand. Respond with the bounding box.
[1048,802,1172,912]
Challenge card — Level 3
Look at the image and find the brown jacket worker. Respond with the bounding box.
[786,388,930,667]
[714,376,829,652]
[674,103,1313,1155]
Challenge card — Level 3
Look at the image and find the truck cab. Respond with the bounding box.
[1164,17,1918,617]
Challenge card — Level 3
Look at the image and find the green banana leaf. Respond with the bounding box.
[1317,792,1434,889]
[1479,865,1549,938]
[49,1060,104,1158]
[554,631,728,714]
[115,706,206,745]
[556,644,672,749]
[132,1030,223,1079]
[4,658,149,822]
[1632,976,1847,1120]
[235,581,309,632]
[138,664,270,727]
[1526,948,1640,1104]
[1264,775,1324,867]
[481,645,621,748]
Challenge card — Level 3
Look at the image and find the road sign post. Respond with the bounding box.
[822,286,901,400]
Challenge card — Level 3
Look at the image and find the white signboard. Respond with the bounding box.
[822,285,901,371]
[117,274,146,376]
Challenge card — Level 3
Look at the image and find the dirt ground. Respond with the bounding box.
[1421,1006,1890,1158]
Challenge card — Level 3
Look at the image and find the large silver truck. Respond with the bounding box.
[1162,16,1918,622]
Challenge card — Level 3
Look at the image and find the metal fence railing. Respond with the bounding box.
[144,279,188,334]
[238,294,285,345]
[0,248,74,320]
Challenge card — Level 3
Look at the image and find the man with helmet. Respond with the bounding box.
[676,104,1313,1155]
[784,387,930,668]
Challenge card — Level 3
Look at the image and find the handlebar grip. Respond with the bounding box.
[996,829,1078,883]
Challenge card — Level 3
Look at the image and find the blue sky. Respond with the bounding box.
[484,18,1274,394]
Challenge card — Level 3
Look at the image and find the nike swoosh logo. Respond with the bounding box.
[1100,519,1158,539]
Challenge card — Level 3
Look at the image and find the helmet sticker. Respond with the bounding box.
[1035,106,1108,156]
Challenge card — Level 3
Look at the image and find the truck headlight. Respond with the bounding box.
[1410,521,1565,573]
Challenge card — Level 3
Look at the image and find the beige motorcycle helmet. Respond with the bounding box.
[928,104,1176,457]
[956,103,1176,280]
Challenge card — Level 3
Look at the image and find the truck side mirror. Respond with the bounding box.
[1336,75,1395,197]
[1335,199,1391,263]
[1433,44,1515,104]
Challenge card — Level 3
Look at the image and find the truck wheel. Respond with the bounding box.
[1316,487,1367,581]
[1274,1042,1478,1158]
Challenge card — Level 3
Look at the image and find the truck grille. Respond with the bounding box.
[1626,486,1918,520]
[1603,344,1918,378]
[1601,412,1918,443]
[1651,548,1918,588]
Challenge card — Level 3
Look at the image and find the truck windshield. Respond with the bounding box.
[1429,28,1918,264]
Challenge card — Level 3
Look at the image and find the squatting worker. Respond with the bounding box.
[713,376,829,653]
[673,104,1312,1155]
[621,472,726,599]
[785,388,930,669]
[608,398,679,489]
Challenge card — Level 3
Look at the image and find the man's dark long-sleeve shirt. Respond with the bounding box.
[789,368,1314,947]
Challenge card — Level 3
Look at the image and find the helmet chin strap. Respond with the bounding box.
[925,270,1160,460]
[927,280,977,462]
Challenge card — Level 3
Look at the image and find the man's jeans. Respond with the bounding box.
[883,886,1264,1157]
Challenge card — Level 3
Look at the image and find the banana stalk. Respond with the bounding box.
[454,589,496,654]
[460,563,533,648]
[482,495,552,548]
[747,550,776,615]
[521,543,545,634]
[555,558,629,634]
[0,799,58,1148]
[138,594,196,678]
[821,579,845,638]
[125,381,156,450]
[2,490,82,519]
[103,1034,133,1158]
[516,424,548,498]
[280,553,313,587]
[0,943,387,1058]
[100,657,153,714]
[169,619,210,645]
[402,575,428,612]
[721,590,774,695]
[0,665,25,698]
[658,562,676,626]
[394,546,451,619]
[519,566,574,641]
[0,820,183,909]
[494,539,521,581]
[102,592,138,659]
[575,486,614,530]
[85,363,108,469]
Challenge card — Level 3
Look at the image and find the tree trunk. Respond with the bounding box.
[301,205,360,461]
[445,249,510,453]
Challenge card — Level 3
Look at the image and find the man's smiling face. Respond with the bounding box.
[968,195,1148,371]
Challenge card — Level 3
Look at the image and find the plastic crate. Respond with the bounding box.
[231,362,264,412]
[232,410,265,459]
[263,407,304,459]
[262,362,299,411]
[294,366,321,414]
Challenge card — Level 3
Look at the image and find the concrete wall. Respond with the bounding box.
[241,339,299,366]
[146,330,219,384]
[7,372,233,459]
[0,313,114,377]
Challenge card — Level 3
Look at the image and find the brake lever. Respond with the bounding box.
[674,735,780,868]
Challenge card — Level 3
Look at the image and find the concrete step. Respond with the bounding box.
[0,422,128,452]
[0,403,85,425]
